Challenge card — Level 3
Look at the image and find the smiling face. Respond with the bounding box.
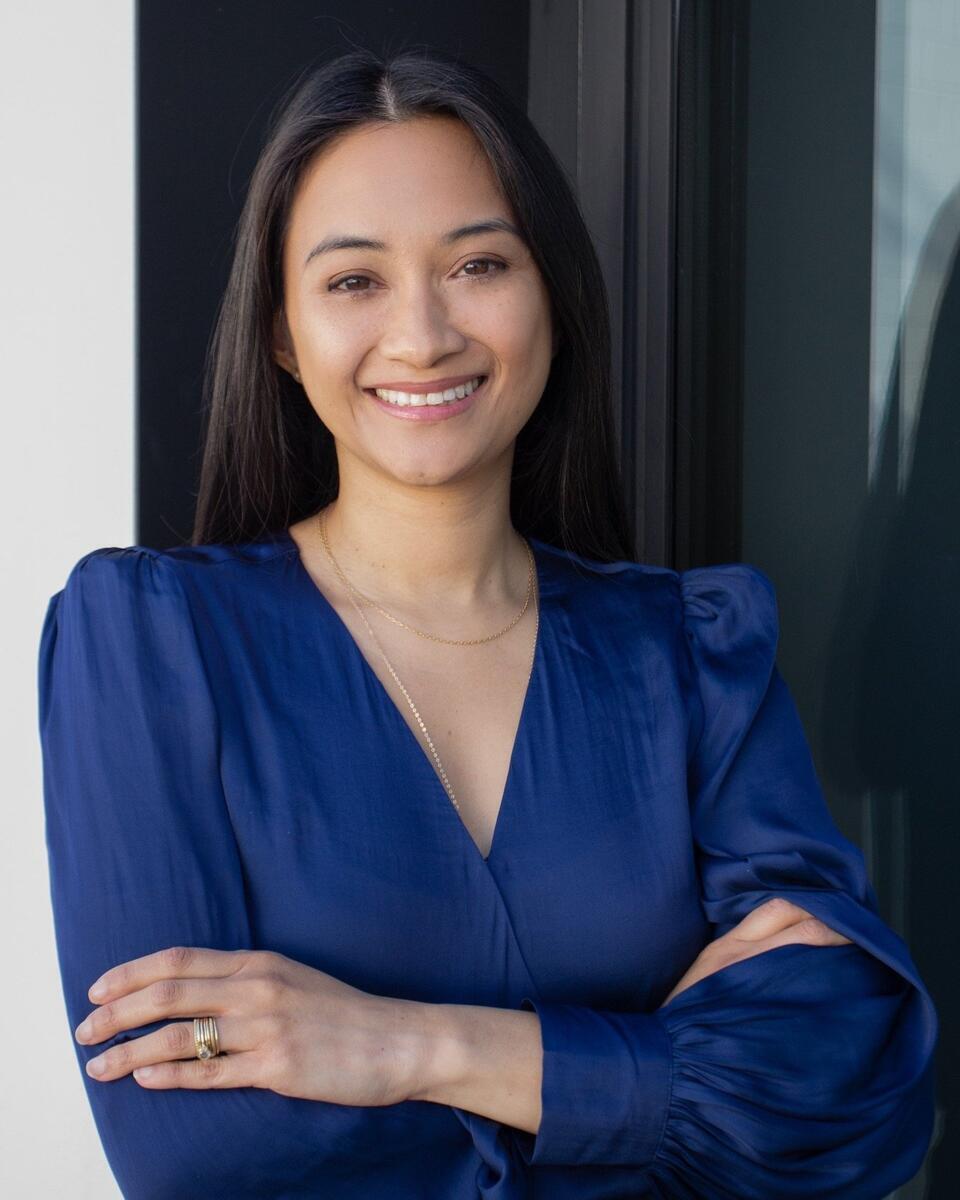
[273,115,556,488]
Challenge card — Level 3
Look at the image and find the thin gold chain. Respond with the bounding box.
[316,509,539,815]
[318,508,533,645]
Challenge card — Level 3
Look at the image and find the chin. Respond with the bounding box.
[374,448,487,488]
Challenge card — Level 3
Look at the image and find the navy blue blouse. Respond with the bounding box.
[38,529,937,1198]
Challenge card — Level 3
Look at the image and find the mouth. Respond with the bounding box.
[362,375,488,422]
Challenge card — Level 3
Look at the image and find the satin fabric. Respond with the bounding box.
[37,529,937,1198]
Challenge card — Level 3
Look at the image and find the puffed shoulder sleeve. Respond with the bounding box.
[37,548,263,1197]
[503,564,938,1198]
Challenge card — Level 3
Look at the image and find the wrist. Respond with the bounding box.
[400,1000,468,1104]
[402,1000,544,1134]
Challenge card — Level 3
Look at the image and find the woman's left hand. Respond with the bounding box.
[74,946,425,1106]
[657,896,853,1008]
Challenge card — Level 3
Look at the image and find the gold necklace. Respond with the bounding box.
[316,509,539,820]
[318,508,533,645]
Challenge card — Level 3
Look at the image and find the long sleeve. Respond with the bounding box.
[38,548,313,1198]
[502,564,938,1197]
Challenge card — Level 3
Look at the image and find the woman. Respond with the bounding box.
[38,46,937,1199]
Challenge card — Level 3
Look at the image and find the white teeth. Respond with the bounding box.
[374,376,484,407]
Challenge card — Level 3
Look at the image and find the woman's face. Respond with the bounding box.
[274,115,556,488]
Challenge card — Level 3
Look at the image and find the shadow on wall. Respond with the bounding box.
[822,180,960,1196]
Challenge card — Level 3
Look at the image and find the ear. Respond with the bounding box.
[272,308,299,378]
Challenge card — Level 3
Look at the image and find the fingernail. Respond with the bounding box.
[87,1055,106,1076]
[89,980,108,1001]
[134,1066,155,1081]
[75,1020,92,1042]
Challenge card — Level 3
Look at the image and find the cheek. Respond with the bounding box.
[299,302,377,367]
[463,285,552,362]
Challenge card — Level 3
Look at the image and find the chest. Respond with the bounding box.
[214,558,710,1011]
[292,546,541,862]
[352,603,540,862]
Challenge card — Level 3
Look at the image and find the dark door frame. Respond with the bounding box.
[528,0,750,569]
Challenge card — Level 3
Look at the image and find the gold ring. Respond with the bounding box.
[194,1015,221,1059]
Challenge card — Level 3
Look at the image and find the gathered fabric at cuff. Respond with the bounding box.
[506,996,674,1169]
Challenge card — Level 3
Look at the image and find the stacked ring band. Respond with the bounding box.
[194,1015,221,1059]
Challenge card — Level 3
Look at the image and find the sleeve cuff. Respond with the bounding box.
[507,997,674,1168]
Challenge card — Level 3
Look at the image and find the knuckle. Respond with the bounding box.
[258,951,288,979]
[256,971,286,1006]
[232,949,279,984]
[160,945,194,972]
[762,896,808,921]
[109,1043,132,1070]
[198,1056,224,1083]
[226,948,256,977]
[162,1023,187,1054]
[97,1002,117,1031]
[796,917,830,943]
[151,978,181,1008]
[110,962,133,993]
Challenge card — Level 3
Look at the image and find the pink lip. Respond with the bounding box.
[364,375,487,422]
[363,373,485,393]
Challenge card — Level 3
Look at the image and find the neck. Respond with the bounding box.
[305,480,530,618]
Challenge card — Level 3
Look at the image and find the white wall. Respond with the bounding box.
[0,2,134,1195]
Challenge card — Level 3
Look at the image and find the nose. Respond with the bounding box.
[377,278,467,367]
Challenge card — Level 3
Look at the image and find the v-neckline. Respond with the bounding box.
[277,527,548,867]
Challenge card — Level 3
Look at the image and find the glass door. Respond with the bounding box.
[676,2,958,1192]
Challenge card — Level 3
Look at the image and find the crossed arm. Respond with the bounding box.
[72,896,841,1136]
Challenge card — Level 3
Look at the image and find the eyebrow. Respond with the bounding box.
[302,218,523,272]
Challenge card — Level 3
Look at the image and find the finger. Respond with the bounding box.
[732,896,815,941]
[85,1017,244,1082]
[76,976,242,1046]
[760,916,854,951]
[133,1049,258,1090]
[88,945,250,1003]
[658,911,854,1011]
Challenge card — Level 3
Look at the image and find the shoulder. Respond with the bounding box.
[42,544,211,676]
[39,545,228,727]
[43,533,299,672]
[676,562,779,657]
[533,538,778,646]
[672,564,781,739]
[38,545,234,740]
[535,543,781,740]
[530,536,674,613]
[50,532,289,609]
[50,545,188,624]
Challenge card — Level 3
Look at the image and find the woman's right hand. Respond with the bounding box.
[658,896,853,1008]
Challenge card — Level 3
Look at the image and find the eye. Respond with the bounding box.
[459,258,508,280]
[328,274,376,294]
[326,258,508,296]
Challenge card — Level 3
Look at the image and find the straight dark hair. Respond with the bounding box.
[193,45,637,564]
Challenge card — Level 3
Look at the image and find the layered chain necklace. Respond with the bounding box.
[316,508,539,816]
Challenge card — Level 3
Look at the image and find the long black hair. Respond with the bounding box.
[193,45,636,563]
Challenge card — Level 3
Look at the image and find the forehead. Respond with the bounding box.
[286,116,510,245]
